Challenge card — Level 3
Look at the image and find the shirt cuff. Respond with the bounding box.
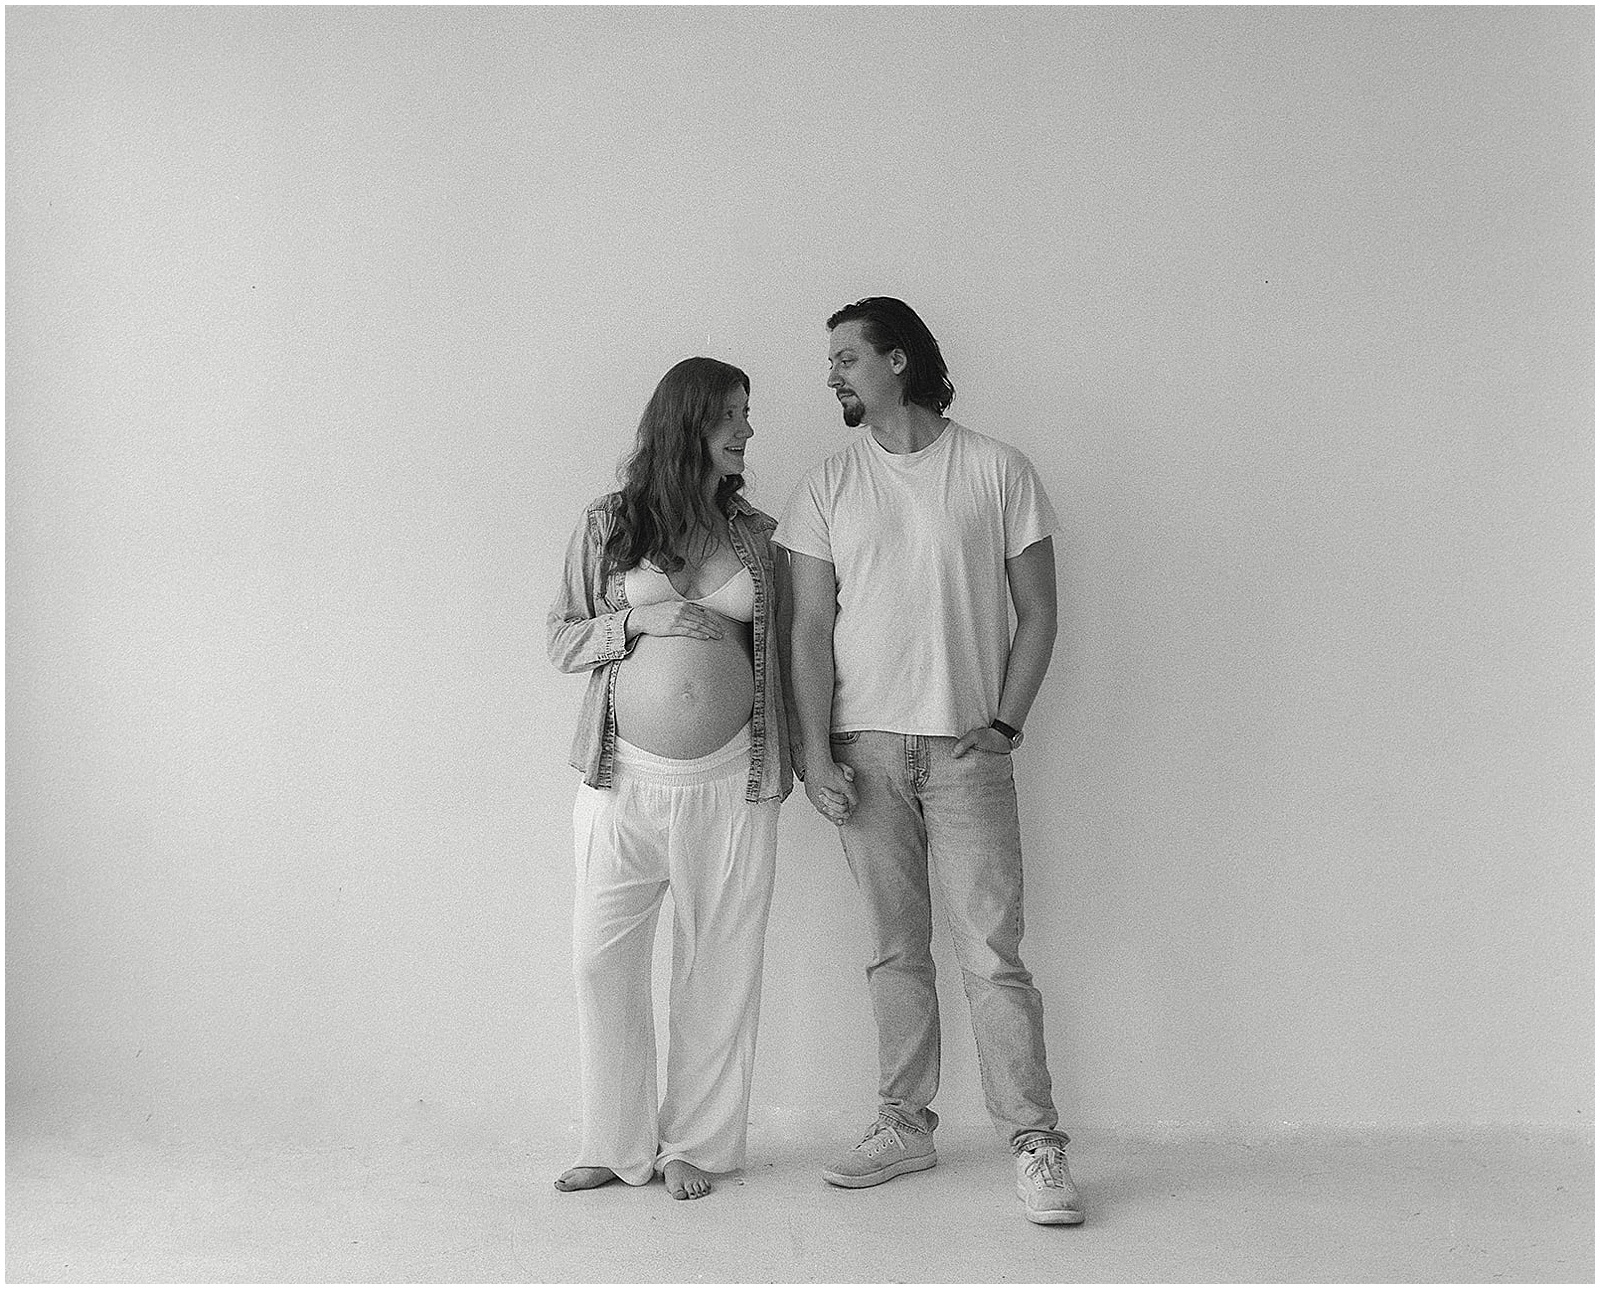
[596,609,630,662]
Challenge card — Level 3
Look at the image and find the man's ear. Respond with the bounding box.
[889,348,908,375]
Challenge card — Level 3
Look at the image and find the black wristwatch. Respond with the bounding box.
[989,719,1024,749]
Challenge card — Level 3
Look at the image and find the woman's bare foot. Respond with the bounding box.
[662,1159,712,1200]
[554,1166,619,1192]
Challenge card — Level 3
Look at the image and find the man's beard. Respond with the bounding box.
[841,399,864,428]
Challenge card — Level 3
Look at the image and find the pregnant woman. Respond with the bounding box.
[546,356,793,1201]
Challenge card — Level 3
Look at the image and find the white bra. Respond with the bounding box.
[624,560,756,623]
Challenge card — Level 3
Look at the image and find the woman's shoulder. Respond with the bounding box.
[577,491,624,533]
[729,495,778,535]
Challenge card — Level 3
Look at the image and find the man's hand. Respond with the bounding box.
[804,757,858,825]
[952,725,1013,758]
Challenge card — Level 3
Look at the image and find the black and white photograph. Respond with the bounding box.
[5,4,1593,1283]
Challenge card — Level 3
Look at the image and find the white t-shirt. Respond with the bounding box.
[774,421,1059,737]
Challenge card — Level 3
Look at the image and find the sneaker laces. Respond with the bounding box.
[859,1121,903,1155]
[1024,1143,1067,1188]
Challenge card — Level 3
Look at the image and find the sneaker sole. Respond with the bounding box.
[1022,1206,1085,1225]
[821,1150,938,1189]
[1017,1184,1085,1225]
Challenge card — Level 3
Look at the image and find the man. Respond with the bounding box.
[775,297,1082,1226]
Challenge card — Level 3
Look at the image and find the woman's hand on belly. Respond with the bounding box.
[625,600,725,642]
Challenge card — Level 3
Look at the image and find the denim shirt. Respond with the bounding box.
[547,491,794,804]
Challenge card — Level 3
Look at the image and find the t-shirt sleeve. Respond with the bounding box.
[772,475,833,563]
[1003,450,1060,559]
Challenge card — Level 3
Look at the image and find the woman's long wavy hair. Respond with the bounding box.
[603,356,750,577]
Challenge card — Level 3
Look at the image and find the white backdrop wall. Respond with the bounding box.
[7,7,1591,1141]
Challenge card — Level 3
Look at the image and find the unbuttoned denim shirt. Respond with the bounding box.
[546,491,795,805]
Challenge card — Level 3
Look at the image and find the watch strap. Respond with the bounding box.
[989,719,1023,746]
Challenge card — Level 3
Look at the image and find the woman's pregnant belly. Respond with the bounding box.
[612,622,755,759]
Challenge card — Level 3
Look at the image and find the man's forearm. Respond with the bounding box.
[996,610,1057,730]
[789,620,838,768]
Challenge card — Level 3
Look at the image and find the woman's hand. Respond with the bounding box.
[626,601,725,641]
[804,757,857,825]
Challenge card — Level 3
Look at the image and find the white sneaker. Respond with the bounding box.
[1016,1140,1085,1225]
[821,1120,938,1188]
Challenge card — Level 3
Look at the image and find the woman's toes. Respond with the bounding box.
[663,1161,712,1200]
[555,1166,617,1192]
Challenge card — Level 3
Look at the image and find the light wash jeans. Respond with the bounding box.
[829,730,1066,1154]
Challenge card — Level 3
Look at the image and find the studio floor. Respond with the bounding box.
[6,1110,1592,1283]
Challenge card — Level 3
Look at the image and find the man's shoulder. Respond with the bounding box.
[949,421,1038,471]
[801,435,873,488]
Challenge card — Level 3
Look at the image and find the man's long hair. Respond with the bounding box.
[827,296,956,414]
[603,356,750,577]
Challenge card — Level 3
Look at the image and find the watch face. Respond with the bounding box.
[991,720,1023,748]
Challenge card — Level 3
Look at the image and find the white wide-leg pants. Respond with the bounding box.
[569,724,779,1184]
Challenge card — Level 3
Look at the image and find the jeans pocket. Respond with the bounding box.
[828,731,860,745]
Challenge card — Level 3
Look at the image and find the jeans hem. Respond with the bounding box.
[1009,1128,1070,1155]
[880,1107,939,1136]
